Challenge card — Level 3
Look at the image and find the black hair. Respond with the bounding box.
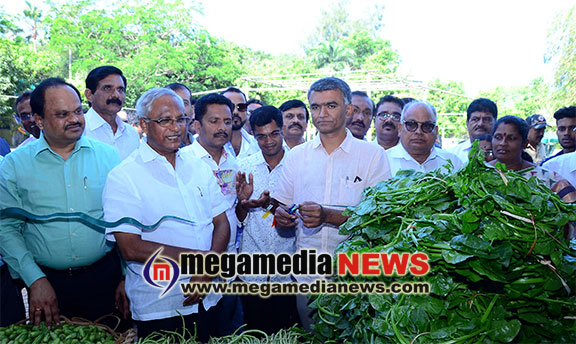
[467,98,498,122]
[307,77,352,104]
[401,97,417,105]
[351,91,375,112]
[278,99,309,121]
[85,66,127,94]
[247,98,265,106]
[165,83,191,94]
[376,95,405,111]
[194,93,234,123]
[220,87,246,101]
[249,106,283,132]
[553,106,576,121]
[30,78,82,118]
[190,98,196,106]
[475,134,492,141]
[492,115,529,145]
[15,91,32,107]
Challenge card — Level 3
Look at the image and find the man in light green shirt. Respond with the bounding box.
[0,78,125,327]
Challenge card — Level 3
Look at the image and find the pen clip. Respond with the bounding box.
[83,176,87,190]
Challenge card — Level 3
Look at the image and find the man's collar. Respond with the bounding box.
[34,132,92,157]
[139,141,180,163]
[394,142,437,164]
[190,139,228,161]
[311,129,354,153]
[85,107,126,133]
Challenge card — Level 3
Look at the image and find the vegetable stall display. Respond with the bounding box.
[310,144,576,343]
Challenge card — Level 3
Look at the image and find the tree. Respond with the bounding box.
[23,1,43,51]
[546,6,576,107]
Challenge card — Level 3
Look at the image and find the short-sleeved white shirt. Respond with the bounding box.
[272,129,391,278]
[181,140,239,252]
[542,152,576,187]
[237,149,295,283]
[448,139,472,164]
[387,143,463,176]
[83,107,140,160]
[103,143,228,321]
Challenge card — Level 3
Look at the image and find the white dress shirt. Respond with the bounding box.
[448,139,472,164]
[83,107,140,159]
[103,143,228,321]
[387,144,463,176]
[225,128,260,160]
[273,129,391,282]
[237,149,295,283]
[181,140,239,252]
[17,136,37,148]
[542,152,576,187]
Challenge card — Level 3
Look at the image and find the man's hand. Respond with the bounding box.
[115,279,130,319]
[274,205,298,228]
[240,190,271,209]
[236,172,254,204]
[29,277,60,327]
[299,201,326,228]
[183,275,212,306]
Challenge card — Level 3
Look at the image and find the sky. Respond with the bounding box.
[4,0,574,97]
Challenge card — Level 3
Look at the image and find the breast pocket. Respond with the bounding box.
[339,176,366,206]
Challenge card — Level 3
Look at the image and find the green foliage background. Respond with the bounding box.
[0,0,574,144]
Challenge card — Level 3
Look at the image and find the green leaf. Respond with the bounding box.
[442,249,474,264]
[490,319,521,342]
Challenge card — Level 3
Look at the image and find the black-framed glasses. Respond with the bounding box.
[145,116,190,128]
[375,111,401,122]
[235,103,248,112]
[402,120,436,133]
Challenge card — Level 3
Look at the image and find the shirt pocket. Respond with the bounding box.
[338,176,366,206]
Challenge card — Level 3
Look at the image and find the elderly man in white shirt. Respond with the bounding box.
[83,66,140,159]
[235,106,298,334]
[273,77,391,331]
[388,101,462,175]
[103,88,230,341]
[449,98,498,163]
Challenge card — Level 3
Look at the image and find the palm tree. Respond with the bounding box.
[23,1,42,52]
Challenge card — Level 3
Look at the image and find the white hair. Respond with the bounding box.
[401,100,437,122]
[136,87,184,119]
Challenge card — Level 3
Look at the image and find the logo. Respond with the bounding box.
[143,249,180,296]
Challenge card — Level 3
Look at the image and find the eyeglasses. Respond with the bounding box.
[254,130,282,141]
[145,116,190,127]
[375,112,401,122]
[235,103,248,112]
[402,120,436,133]
[18,112,33,121]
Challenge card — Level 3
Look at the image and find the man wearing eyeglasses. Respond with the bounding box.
[345,91,374,140]
[103,88,230,340]
[448,98,498,163]
[387,101,462,176]
[373,95,405,150]
[220,87,260,160]
[84,66,140,159]
[15,91,41,148]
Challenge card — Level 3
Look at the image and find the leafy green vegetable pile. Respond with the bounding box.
[0,322,115,344]
[310,144,576,343]
[137,327,303,344]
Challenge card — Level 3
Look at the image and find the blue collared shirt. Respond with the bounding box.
[0,134,121,286]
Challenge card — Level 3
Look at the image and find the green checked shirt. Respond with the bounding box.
[0,134,121,286]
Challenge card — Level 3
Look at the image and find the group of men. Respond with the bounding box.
[1,65,575,340]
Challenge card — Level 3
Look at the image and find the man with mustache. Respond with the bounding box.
[15,91,41,147]
[525,114,549,165]
[542,106,576,164]
[220,87,259,159]
[180,93,243,335]
[386,101,462,176]
[0,78,125,328]
[84,66,140,159]
[373,95,405,150]
[345,91,374,140]
[278,99,309,150]
[448,98,498,163]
